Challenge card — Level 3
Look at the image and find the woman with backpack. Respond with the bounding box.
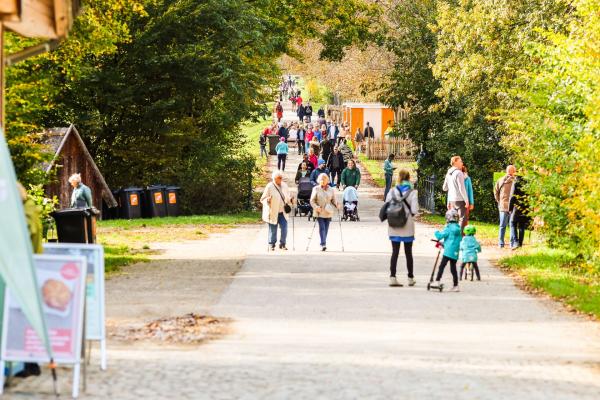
[383,169,419,287]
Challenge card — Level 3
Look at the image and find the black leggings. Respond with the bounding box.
[390,241,413,278]
[436,256,458,286]
[460,262,481,280]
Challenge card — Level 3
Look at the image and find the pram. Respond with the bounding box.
[295,177,314,220]
[342,186,359,221]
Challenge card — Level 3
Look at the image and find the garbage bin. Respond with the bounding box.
[145,185,167,218]
[119,187,143,219]
[52,208,97,244]
[267,134,279,155]
[165,186,181,217]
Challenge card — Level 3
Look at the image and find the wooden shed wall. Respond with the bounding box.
[45,134,107,216]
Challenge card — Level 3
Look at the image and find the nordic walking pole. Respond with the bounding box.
[292,203,296,251]
[338,208,345,252]
[306,217,317,251]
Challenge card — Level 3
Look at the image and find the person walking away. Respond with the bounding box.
[460,225,482,280]
[297,102,305,123]
[338,139,353,167]
[341,159,361,189]
[310,173,339,251]
[385,169,419,287]
[275,101,283,122]
[433,209,462,292]
[463,165,475,225]
[275,137,288,171]
[69,173,93,208]
[318,106,325,119]
[310,160,330,186]
[509,175,530,249]
[354,128,364,157]
[442,156,470,233]
[364,122,375,139]
[295,162,311,184]
[494,165,517,248]
[327,147,345,188]
[261,171,293,250]
[383,154,396,201]
[259,133,268,158]
[304,102,313,122]
[277,122,288,139]
[296,124,306,155]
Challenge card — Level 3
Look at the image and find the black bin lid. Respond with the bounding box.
[53,208,91,217]
[147,184,166,191]
[166,186,181,191]
[122,187,144,192]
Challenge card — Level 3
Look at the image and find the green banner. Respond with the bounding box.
[0,131,51,358]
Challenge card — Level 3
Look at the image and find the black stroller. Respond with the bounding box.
[295,177,314,220]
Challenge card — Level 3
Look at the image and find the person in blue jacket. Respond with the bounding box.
[460,225,482,280]
[310,159,330,186]
[433,208,462,292]
[275,137,289,171]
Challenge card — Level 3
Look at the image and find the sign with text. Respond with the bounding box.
[1,255,86,363]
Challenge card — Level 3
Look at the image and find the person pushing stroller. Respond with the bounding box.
[432,209,462,292]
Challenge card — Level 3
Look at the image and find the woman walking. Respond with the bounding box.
[310,173,339,251]
[385,169,419,287]
[275,137,289,171]
[261,171,293,251]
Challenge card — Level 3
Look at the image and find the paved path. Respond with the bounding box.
[6,117,600,399]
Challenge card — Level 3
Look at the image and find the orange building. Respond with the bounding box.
[341,102,396,140]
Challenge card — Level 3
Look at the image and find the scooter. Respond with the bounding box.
[427,239,444,292]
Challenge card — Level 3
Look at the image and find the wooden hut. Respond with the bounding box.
[341,102,396,140]
[42,125,117,217]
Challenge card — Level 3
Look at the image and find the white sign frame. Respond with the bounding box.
[43,243,106,370]
[0,254,87,398]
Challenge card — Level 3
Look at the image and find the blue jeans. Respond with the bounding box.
[383,174,393,201]
[269,213,288,246]
[317,217,331,246]
[498,211,514,247]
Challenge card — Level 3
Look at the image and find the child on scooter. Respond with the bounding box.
[433,209,462,292]
[460,225,482,280]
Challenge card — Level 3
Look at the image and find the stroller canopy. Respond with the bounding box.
[343,186,359,203]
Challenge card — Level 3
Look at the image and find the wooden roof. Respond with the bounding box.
[1,0,79,39]
[42,124,117,207]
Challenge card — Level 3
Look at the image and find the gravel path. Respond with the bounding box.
[5,103,600,399]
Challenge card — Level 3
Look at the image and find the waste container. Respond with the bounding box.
[267,134,280,155]
[165,186,181,217]
[119,187,143,219]
[145,185,167,218]
[52,208,97,244]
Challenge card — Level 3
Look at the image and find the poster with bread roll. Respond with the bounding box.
[1,255,87,363]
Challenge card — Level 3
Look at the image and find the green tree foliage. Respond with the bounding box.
[501,0,600,264]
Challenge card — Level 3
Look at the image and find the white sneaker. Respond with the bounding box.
[408,278,416,287]
[389,277,403,287]
[450,285,460,292]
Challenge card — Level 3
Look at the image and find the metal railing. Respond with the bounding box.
[417,174,436,213]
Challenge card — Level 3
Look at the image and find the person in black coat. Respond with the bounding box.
[304,102,313,122]
[364,122,375,139]
[508,176,531,249]
[327,147,345,188]
[318,106,325,118]
[320,137,333,163]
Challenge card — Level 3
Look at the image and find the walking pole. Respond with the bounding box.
[292,206,296,251]
[306,217,317,251]
[338,208,345,252]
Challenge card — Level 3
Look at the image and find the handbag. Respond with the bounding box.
[273,184,292,214]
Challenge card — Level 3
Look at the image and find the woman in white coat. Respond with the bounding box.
[385,169,419,287]
[261,170,293,251]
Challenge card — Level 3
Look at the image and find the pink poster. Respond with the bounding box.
[1,255,87,363]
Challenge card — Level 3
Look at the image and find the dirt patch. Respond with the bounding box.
[108,313,231,345]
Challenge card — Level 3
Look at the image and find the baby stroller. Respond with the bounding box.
[296,177,314,220]
[342,186,359,221]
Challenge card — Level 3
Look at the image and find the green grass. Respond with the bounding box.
[417,214,499,244]
[500,246,600,318]
[241,116,271,187]
[98,212,261,229]
[358,154,417,188]
[104,245,151,274]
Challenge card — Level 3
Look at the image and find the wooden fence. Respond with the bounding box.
[365,138,417,161]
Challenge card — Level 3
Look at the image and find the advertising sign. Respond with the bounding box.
[1,255,86,364]
[43,243,106,370]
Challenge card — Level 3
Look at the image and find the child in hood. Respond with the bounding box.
[460,225,482,281]
[433,208,462,292]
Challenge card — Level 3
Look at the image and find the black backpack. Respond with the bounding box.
[380,188,412,228]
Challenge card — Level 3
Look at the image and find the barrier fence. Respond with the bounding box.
[366,138,417,161]
[417,174,437,213]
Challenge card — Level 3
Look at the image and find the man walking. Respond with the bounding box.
[494,165,517,248]
[364,122,375,139]
[442,156,470,232]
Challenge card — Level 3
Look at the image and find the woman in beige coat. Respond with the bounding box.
[261,170,293,250]
[310,173,339,251]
